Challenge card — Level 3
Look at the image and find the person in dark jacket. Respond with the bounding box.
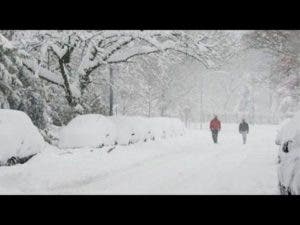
[239,119,249,144]
[210,115,221,143]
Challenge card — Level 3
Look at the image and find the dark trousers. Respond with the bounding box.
[211,130,219,143]
[241,131,247,144]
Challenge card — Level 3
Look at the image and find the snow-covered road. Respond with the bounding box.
[0,124,279,194]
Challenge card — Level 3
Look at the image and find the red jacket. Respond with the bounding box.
[210,118,221,131]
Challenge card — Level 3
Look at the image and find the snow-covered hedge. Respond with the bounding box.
[0,109,45,164]
[276,111,300,194]
[59,115,185,148]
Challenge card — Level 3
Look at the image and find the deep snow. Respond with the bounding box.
[0,124,279,194]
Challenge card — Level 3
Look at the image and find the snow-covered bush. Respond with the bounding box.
[59,114,117,149]
[0,109,45,165]
[276,111,300,194]
[59,115,185,148]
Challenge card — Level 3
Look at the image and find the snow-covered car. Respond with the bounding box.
[0,109,45,166]
[111,116,148,145]
[59,114,117,149]
[276,112,300,195]
[59,114,186,149]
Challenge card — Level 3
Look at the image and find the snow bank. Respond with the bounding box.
[59,115,185,148]
[276,111,300,194]
[0,109,45,163]
[59,114,117,149]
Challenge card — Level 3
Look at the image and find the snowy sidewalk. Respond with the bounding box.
[0,124,279,194]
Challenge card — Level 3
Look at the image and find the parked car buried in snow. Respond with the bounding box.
[0,109,45,166]
[59,114,117,149]
[58,114,186,149]
[276,112,300,195]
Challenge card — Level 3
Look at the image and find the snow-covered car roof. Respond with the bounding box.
[0,109,45,163]
[276,111,300,145]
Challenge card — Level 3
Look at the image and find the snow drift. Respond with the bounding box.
[59,115,185,148]
[0,109,45,164]
[276,111,300,194]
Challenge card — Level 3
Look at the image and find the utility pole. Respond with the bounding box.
[109,65,114,116]
[200,74,204,129]
[148,87,151,117]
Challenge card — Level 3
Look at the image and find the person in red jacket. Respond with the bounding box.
[210,115,221,143]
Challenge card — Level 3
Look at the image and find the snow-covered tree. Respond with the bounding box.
[0,33,48,129]
[11,30,237,105]
[243,30,300,119]
[0,30,242,127]
[235,73,256,123]
[237,85,252,120]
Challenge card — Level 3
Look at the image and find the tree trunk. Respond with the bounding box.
[58,59,75,106]
[47,51,50,70]
[109,65,114,116]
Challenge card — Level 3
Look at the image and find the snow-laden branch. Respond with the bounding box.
[9,30,239,109]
